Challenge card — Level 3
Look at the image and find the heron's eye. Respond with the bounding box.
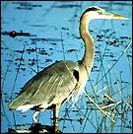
[97,9,106,14]
[98,11,103,14]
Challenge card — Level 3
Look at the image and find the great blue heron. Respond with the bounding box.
[9,6,127,132]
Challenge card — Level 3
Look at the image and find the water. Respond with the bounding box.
[1,1,132,133]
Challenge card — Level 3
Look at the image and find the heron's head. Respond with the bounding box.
[82,6,128,20]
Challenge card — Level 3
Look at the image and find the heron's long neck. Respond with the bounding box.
[79,14,94,73]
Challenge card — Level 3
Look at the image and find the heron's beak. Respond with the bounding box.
[104,11,128,20]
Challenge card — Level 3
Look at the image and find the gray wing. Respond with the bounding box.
[9,60,79,110]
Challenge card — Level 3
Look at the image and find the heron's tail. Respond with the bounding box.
[9,97,25,110]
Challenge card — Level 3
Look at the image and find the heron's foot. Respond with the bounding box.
[55,125,61,133]
[30,123,42,130]
[55,128,62,133]
[30,123,49,133]
[45,125,62,133]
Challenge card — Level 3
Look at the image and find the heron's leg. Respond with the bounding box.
[33,111,40,123]
[53,105,60,132]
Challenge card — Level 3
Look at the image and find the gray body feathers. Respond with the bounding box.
[9,60,79,112]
